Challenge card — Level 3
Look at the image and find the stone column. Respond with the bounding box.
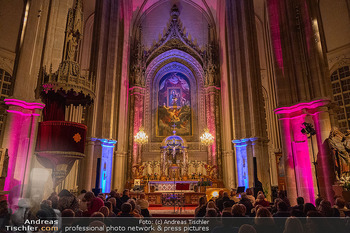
[225,0,270,194]
[113,151,127,192]
[2,99,44,198]
[222,151,236,188]
[205,87,220,168]
[275,99,331,204]
[99,139,117,193]
[83,138,96,191]
[311,103,334,201]
[129,87,145,168]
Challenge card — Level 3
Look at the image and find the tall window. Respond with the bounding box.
[0,69,13,137]
[331,66,350,132]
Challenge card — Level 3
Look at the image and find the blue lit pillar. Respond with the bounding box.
[99,139,117,193]
[232,139,249,189]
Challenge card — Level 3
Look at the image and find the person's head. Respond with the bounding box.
[291,209,305,217]
[109,198,116,207]
[277,201,289,212]
[205,208,217,217]
[50,195,59,209]
[231,204,246,217]
[140,193,146,199]
[99,206,109,217]
[123,189,130,196]
[296,197,304,205]
[231,189,237,196]
[257,194,265,201]
[238,224,257,233]
[246,188,253,196]
[91,212,104,218]
[207,201,216,209]
[127,199,136,211]
[61,209,75,217]
[257,191,264,196]
[105,201,113,212]
[284,217,303,233]
[199,196,206,206]
[256,207,272,217]
[109,190,117,198]
[84,192,95,202]
[58,189,71,198]
[241,193,248,200]
[40,200,52,208]
[223,192,229,198]
[87,221,106,233]
[274,198,282,206]
[315,197,324,208]
[223,201,233,209]
[254,204,263,213]
[335,198,346,209]
[255,207,273,226]
[81,189,87,194]
[303,203,316,215]
[218,190,224,197]
[318,200,333,217]
[121,203,132,214]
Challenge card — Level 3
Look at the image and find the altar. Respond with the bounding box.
[148,180,198,192]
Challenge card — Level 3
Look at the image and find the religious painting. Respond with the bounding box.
[157,73,192,136]
[168,88,182,108]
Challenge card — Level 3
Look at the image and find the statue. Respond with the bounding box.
[204,163,217,179]
[328,128,350,179]
[66,32,78,61]
[132,164,145,178]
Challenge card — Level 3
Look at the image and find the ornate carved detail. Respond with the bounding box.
[39,0,95,103]
[203,42,219,87]
[130,25,146,87]
[144,4,204,65]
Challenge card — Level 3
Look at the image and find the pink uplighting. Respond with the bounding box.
[274,100,334,204]
[4,98,45,109]
[3,99,45,196]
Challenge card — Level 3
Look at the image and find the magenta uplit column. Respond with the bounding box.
[2,99,45,199]
[275,99,332,204]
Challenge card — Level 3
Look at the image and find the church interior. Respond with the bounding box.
[0,0,350,213]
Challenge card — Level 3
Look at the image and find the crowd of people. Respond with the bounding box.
[195,188,350,232]
[0,187,349,232]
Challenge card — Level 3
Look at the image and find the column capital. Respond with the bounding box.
[129,86,145,95]
[99,138,117,148]
[4,98,45,116]
[232,137,269,146]
[274,99,331,119]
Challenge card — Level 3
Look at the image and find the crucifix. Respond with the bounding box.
[167,123,181,164]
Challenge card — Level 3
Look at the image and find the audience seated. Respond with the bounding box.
[246,188,255,204]
[217,192,233,212]
[3,186,350,233]
[84,191,104,217]
[334,197,349,217]
[273,201,291,217]
[254,194,270,207]
[239,193,253,215]
[254,207,278,233]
